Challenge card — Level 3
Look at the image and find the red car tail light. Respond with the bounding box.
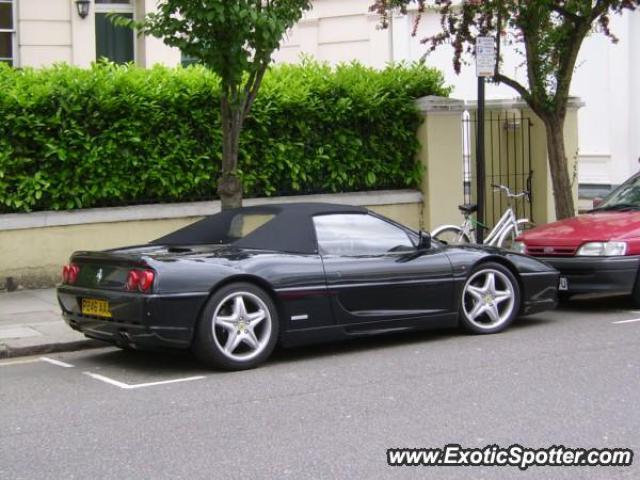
[126,269,155,292]
[62,264,80,284]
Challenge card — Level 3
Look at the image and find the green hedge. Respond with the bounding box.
[0,60,449,213]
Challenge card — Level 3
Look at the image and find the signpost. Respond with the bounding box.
[474,36,496,243]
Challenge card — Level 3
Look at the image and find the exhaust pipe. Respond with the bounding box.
[116,329,135,348]
[117,330,140,350]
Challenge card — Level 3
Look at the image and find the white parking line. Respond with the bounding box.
[83,372,206,390]
[83,372,130,388]
[0,358,41,367]
[40,357,74,368]
[124,376,207,389]
[612,318,640,325]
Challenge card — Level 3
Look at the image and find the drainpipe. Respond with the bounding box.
[388,10,394,63]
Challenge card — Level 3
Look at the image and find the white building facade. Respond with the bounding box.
[274,1,640,193]
[2,0,180,69]
[2,0,638,192]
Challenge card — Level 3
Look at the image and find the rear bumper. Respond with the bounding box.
[536,256,640,295]
[57,286,208,349]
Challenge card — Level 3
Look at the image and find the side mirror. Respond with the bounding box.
[592,197,604,209]
[418,230,431,250]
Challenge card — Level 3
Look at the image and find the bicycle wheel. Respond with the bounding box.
[497,220,536,250]
[516,219,535,233]
[497,226,518,250]
[432,226,471,245]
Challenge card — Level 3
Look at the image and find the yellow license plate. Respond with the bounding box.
[81,298,112,318]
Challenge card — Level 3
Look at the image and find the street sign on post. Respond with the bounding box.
[475,36,495,243]
[476,36,496,78]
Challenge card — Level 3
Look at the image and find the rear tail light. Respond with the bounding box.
[62,264,80,284]
[126,270,141,291]
[138,270,155,292]
[126,269,155,292]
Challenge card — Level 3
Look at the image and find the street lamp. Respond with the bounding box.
[75,0,91,19]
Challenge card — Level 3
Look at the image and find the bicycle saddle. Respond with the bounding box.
[458,203,477,214]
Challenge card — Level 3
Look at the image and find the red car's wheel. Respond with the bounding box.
[631,273,640,308]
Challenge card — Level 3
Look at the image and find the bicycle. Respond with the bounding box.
[431,184,534,249]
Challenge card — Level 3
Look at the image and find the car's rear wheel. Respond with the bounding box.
[459,262,520,334]
[193,282,279,370]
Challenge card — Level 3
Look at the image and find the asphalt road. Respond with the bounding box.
[1,295,639,480]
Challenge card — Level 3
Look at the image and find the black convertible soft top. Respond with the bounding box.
[152,203,368,254]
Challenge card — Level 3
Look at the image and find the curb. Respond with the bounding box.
[0,339,107,359]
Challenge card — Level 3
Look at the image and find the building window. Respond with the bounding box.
[181,53,199,67]
[95,1,134,64]
[0,0,16,66]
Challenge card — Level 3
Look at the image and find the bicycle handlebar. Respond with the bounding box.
[491,184,529,199]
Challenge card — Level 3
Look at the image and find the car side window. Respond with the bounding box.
[313,214,414,256]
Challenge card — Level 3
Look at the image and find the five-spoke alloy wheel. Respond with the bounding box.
[193,282,279,370]
[459,262,520,334]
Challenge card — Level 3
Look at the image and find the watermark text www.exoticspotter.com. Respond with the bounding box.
[387,444,633,470]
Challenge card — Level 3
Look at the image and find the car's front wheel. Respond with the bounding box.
[459,262,520,334]
[193,282,279,370]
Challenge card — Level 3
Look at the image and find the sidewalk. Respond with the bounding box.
[0,288,103,358]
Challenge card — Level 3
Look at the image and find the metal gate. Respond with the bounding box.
[462,110,534,228]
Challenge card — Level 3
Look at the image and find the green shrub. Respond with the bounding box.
[0,60,449,213]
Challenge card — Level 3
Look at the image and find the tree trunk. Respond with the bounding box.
[218,95,243,210]
[543,117,576,219]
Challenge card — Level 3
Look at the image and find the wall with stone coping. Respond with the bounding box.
[0,94,582,290]
[0,190,422,289]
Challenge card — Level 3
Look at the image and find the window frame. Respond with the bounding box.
[0,0,17,66]
[95,0,136,63]
[94,1,134,14]
[312,212,419,257]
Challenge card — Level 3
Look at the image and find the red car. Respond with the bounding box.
[514,171,640,303]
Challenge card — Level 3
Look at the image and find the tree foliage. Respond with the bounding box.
[114,0,312,209]
[371,0,639,218]
[0,61,448,213]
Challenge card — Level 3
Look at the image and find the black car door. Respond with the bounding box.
[313,213,455,325]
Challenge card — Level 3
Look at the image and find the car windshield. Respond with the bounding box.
[593,174,640,211]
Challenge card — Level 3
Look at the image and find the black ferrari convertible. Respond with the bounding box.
[57,203,559,370]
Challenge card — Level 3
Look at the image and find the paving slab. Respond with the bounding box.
[0,288,105,358]
[0,289,58,316]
